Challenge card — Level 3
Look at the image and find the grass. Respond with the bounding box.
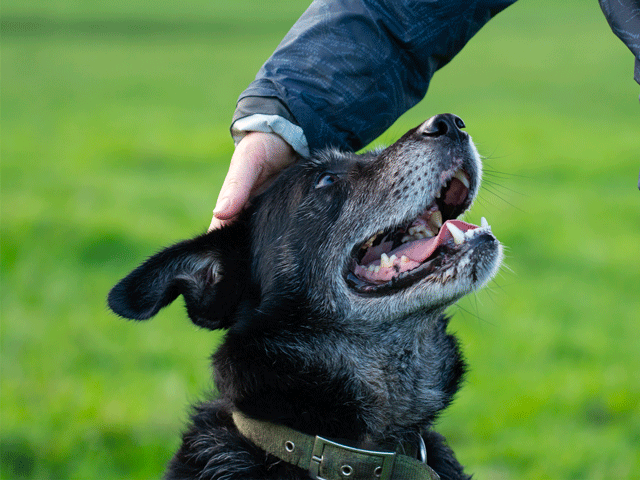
[1,0,639,478]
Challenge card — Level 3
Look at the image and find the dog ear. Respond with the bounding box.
[107,226,248,330]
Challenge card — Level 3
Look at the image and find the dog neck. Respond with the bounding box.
[214,310,465,446]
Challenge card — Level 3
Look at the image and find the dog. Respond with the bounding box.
[108,113,503,480]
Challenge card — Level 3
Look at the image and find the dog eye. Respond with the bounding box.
[315,172,338,189]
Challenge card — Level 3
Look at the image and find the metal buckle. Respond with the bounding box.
[309,436,396,480]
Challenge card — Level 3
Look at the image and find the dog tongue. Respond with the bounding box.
[354,220,477,284]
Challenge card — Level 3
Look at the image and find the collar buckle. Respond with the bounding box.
[309,436,396,480]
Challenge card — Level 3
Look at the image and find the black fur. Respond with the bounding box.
[108,114,502,480]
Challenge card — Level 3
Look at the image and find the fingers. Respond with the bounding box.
[208,214,234,231]
[213,147,264,221]
[209,132,295,231]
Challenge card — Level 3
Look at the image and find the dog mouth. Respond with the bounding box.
[347,168,492,293]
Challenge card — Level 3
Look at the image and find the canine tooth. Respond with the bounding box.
[454,169,471,188]
[429,211,443,229]
[446,223,466,245]
[481,217,489,228]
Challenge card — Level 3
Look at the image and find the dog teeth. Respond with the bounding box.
[446,223,466,245]
[362,229,389,250]
[408,224,434,239]
[380,253,393,268]
[428,211,442,230]
[453,169,471,189]
[361,210,489,263]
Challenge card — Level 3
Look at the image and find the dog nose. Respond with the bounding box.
[419,114,466,141]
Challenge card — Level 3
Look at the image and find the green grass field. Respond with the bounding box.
[2,1,639,478]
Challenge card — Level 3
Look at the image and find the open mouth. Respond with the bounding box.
[347,168,492,292]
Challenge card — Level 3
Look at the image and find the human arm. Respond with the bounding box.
[212,0,518,226]
[598,0,640,89]
[233,0,518,153]
[597,0,640,188]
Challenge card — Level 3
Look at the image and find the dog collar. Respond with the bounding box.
[232,411,441,480]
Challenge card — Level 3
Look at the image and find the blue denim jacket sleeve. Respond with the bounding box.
[599,0,640,87]
[232,0,517,152]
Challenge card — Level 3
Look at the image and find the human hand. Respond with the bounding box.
[209,132,296,231]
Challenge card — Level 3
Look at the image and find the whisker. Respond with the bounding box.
[482,168,531,180]
[482,179,529,197]
[478,186,526,213]
[454,301,497,327]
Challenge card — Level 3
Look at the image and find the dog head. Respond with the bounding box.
[109,114,502,331]
[109,114,504,445]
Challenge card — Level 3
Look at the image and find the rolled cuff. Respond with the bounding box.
[231,114,310,158]
[231,95,311,157]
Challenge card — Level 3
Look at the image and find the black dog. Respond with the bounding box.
[108,114,502,480]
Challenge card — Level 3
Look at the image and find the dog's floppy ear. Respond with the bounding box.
[107,226,248,330]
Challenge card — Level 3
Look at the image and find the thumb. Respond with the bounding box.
[210,132,295,231]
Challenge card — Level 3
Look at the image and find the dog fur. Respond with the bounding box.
[108,114,503,480]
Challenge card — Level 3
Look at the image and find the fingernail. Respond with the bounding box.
[213,196,230,216]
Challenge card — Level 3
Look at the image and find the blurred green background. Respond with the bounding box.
[2,0,638,478]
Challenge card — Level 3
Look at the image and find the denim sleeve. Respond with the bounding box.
[598,0,640,87]
[233,0,517,152]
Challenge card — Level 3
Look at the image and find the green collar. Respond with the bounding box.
[232,411,441,480]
